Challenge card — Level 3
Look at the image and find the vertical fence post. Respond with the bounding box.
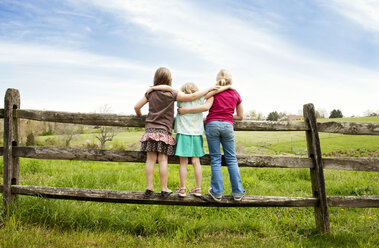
[3,88,20,215]
[303,103,330,233]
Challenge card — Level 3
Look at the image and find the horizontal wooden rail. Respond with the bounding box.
[1,185,377,208]
[234,121,306,131]
[0,146,377,171]
[10,185,319,207]
[14,109,379,134]
[322,157,379,171]
[15,109,308,131]
[317,122,379,135]
[16,109,146,127]
[327,196,379,208]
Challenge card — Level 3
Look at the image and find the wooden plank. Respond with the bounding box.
[16,109,146,127]
[303,103,330,233]
[14,109,379,134]
[16,109,307,131]
[5,185,377,208]
[13,146,379,171]
[4,184,379,208]
[323,157,379,172]
[318,122,379,135]
[13,146,313,168]
[11,185,317,207]
[233,120,307,131]
[3,88,20,214]
[0,108,4,118]
[327,196,379,208]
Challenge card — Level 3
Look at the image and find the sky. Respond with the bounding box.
[0,0,378,117]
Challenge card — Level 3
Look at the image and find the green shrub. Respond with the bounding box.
[26,133,35,146]
[43,137,59,146]
[41,130,54,136]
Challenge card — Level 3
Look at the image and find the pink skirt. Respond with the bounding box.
[140,128,176,155]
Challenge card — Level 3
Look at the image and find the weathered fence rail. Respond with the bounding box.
[13,109,379,135]
[0,146,378,171]
[1,185,378,208]
[1,88,378,234]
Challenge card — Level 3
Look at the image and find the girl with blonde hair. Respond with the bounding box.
[178,69,245,201]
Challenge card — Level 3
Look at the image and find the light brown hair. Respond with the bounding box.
[154,67,172,86]
[216,69,232,86]
[180,82,199,94]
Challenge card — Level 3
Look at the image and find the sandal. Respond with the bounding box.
[160,190,173,198]
[176,187,187,197]
[189,187,202,197]
[143,189,154,197]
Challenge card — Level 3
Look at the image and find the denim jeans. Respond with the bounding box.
[205,121,245,197]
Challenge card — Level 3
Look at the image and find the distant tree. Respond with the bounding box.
[278,112,286,119]
[95,105,118,149]
[244,110,265,120]
[329,109,343,118]
[245,110,257,120]
[55,123,80,147]
[267,111,279,121]
[364,109,378,117]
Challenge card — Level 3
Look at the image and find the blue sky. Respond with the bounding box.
[0,0,378,117]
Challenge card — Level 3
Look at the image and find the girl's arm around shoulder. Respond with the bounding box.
[146,85,178,94]
[204,85,234,99]
[178,97,214,115]
[233,103,244,120]
[177,86,218,102]
[134,96,148,116]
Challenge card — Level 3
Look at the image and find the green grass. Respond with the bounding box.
[1,157,378,247]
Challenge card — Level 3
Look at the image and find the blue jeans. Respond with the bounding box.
[205,121,245,197]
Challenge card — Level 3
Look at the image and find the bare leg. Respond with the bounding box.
[145,152,157,191]
[158,153,169,192]
[191,157,202,188]
[179,157,189,188]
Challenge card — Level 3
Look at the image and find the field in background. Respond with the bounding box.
[1,116,378,247]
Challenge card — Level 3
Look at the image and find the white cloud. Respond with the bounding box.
[1,0,378,117]
[327,0,379,33]
[0,41,155,114]
[82,0,379,116]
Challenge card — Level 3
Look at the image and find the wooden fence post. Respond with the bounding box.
[3,88,20,215]
[303,103,330,233]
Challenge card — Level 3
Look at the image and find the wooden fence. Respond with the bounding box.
[1,88,378,234]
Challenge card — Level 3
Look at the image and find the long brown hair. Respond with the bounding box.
[154,67,172,86]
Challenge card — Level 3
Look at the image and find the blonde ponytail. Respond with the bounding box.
[216,69,232,86]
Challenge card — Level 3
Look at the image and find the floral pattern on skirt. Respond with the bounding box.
[140,128,176,155]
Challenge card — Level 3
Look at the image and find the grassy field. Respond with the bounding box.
[1,116,378,247]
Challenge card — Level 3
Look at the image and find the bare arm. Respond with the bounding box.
[146,85,178,94]
[233,103,244,120]
[176,86,218,102]
[134,96,148,116]
[178,97,214,114]
[204,85,234,99]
